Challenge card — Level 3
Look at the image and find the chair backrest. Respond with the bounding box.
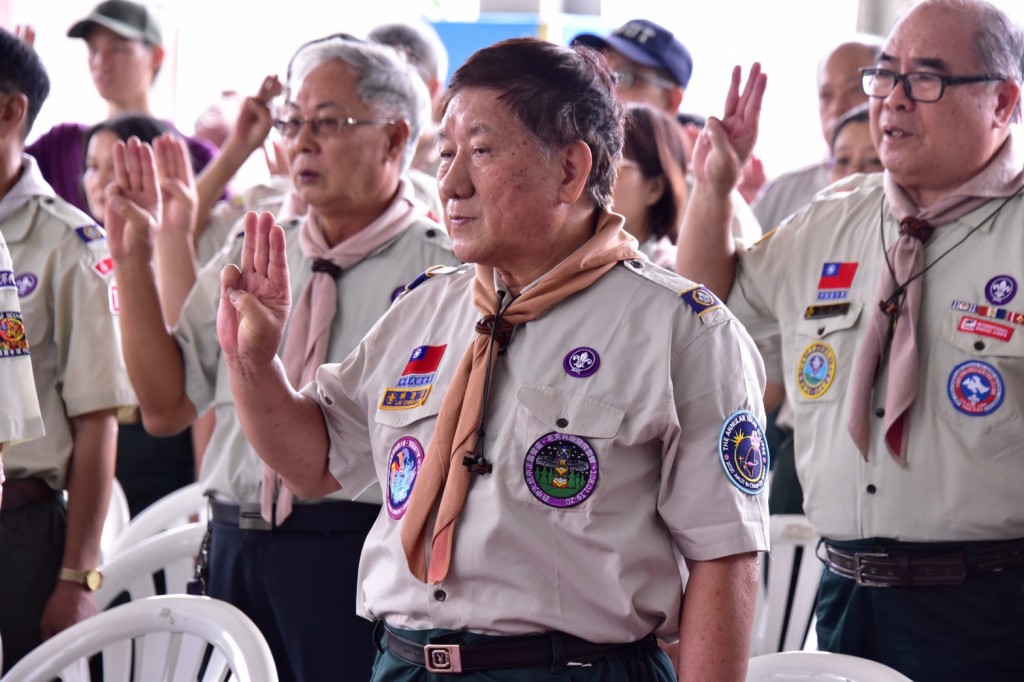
[96,478,131,564]
[746,651,914,681]
[1,594,278,682]
[95,522,206,611]
[749,514,823,656]
[108,482,208,558]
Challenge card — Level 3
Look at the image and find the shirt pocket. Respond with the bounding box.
[790,302,863,405]
[500,385,624,513]
[931,309,1023,430]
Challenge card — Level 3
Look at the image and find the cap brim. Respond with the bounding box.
[67,16,149,43]
[571,32,665,72]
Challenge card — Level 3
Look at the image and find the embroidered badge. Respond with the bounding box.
[796,342,836,399]
[817,262,858,301]
[0,270,14,289]
[108,284,120,315]
[390,285,405,302]
[948,360,1004,416]
[718,410,768,495]
[386,436,425,520]
[957,316,1014,342]
[380,345,447,410]
[14,273,37,298]
[950,300,1024,326]
[803,302,851,319]
[0,311,30,357]
[985,275,1017,306]
[563,346,600,378]
[523,432,598,508]
[74,225,105,243]
[92,257,114,279]
[679,285,722,316]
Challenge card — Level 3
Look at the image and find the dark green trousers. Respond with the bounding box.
[0,498,65,673]
[371,623,676,681]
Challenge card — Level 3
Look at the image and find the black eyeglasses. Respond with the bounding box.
[860,67,1005,103]
[616,70,677,91]
[272,115,397,140]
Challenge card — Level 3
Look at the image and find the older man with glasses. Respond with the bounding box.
[677,1,1024,679]
[107,34,458,682]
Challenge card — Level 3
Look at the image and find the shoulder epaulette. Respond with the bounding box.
[679,284,724,317]
[403,263,465,294]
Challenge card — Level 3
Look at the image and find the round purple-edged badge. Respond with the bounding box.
[523,432,598,508]
[947,360,1004,417]
[718,410,768,495]
[985,275,1017,306]
[386,436,425,519]
[14,273,38,298]
[563,346,600,378]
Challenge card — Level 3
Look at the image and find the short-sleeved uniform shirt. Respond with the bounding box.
[729,173,1024,542]
[0,230,43,446]
[752,161,832,234]
[308,255,770,642]
[176,207,459,506]
[1,159,135,489]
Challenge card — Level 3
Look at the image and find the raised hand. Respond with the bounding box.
[153,133,198,244]
[231,75,283,155]
[217,212,292,368]
[691,63,767,196]
[105,137,161,263]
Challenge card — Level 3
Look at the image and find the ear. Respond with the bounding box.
[557,140,593,205]
[643,175,665,207]
[0,93,28,140]
[994,78,1021,126]
[150,45,166,78]
[665,86,684,114]
[384,119,411,162]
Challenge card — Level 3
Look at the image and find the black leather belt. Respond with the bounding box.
[209,499,380,532]
[823,537,1024,587]
[1,477,58,511]
[381,623,655,674]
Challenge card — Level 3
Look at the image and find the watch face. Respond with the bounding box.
[85,570,103,591]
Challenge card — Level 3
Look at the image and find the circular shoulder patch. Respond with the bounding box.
[719,411,768,495]
[796,342,836,399]
[15,273,38,298]
[985,275,1017,305]
[386,436,425,519]
[947,360,1004,416]
[563,346,600,378]
[523,432,598,508]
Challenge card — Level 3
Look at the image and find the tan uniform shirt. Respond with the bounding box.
[310,258,770,641]
[730,173,1024,542]
[0,230,43,446]
[752,161,832,233]
[2,158,135,489]
[177,212,458,505]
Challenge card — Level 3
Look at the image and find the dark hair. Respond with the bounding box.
[0,28,51,140]
[81,113,172,209]
[623,103,688,242]
[444,37,624,211]
[829,102,870,154]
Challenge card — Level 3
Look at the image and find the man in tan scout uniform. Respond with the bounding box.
[0,28,135,672]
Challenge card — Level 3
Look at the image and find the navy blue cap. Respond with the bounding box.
[573,19,692,88]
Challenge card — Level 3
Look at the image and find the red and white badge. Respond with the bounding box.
[958,315,1014,342]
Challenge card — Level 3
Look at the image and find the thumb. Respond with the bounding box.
[116,196,157,228]
[161,179,194,204]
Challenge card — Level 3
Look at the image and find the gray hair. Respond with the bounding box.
[287,35,429,172]
[368,21,448,92]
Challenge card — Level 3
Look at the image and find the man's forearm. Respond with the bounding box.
[227,356,339,498]
[676,182,740,300]
[63,410,119,570]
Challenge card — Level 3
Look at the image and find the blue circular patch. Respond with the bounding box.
[985,275,1017,306]
[524,432,598,507]
[718,411,768,495]
[947,360,1004,416]
[563,346,600,378]
[386,436,424,519]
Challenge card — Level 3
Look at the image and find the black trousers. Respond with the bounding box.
[208,501,379,682]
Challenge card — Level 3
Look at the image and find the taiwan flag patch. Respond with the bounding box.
[817,262,858,300]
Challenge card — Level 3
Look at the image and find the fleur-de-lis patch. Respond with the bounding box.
[563,346,600,378]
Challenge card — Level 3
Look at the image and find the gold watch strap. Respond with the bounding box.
[58,567,103,591]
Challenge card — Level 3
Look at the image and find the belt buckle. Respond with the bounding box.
[238,502,273,531]
[424,644,463,673]
[853,551,892,587]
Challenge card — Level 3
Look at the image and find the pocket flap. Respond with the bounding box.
[374,383,447,428]
[796,300,863,338]
[517,385,624,438]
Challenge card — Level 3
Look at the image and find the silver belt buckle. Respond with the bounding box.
[424,644,462,673]
[238,502,273,531]
[853,551,892,587]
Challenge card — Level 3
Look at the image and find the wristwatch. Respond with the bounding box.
[58,567,103,592]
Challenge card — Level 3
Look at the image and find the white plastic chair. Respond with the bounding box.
[746,651,914,681]
[750,514,823,656]
[108,481,208,558]
[95,522,206,610]
[1,594,277,682]
[92,478,131,564]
